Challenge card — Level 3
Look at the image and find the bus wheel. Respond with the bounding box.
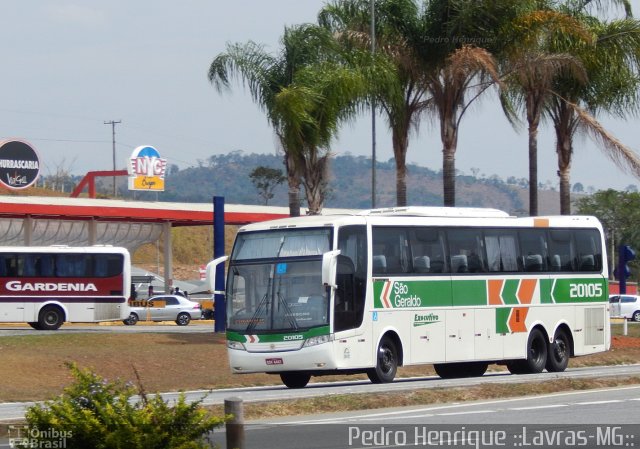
[27,322,42,330]
[38,305,64,331]
[509,328,547,374]
[546,329,570,372]
[280,372,311,389]
[367,337,398,383]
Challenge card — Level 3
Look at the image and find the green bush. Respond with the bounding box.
[20,363,224,449]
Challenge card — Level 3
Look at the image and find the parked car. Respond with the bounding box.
[124,295,202,326]
[609,294,640,321]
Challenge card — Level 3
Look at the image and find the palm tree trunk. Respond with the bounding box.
[555,128,573,215]
[284,152,301,217]
[527,119,539,217]
[392,127,409,207]
[441,115,458,207]
[554,103,575,215]
[302,148,329,216]
[442,147,456,207]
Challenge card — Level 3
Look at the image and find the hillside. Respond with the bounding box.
[102,152,564,215]
[27,153,570,279]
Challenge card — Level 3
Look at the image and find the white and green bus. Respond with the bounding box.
[208,207,609,388]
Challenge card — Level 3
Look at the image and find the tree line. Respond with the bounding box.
[209,0,640,216]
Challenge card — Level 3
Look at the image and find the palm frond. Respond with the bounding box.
[567,99,640,177]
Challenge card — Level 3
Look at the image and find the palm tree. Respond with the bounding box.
[274,62,369,214]
[208,25,337,217]
[427,45,502,206]
[418,0,531,207]
[319,0,430,207]
[501,9,589,216]
[545,10,640,214]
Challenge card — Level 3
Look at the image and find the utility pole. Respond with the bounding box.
[104,119,122,197]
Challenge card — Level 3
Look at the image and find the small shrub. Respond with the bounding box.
[20,363,224,449]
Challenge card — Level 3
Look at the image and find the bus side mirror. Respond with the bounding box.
[322,250,341,289]
[206,256,228,294]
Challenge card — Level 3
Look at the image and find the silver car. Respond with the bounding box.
[124,295,202,326]
[609,294,640,322]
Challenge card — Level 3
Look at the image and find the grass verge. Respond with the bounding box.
[0,323,638,411]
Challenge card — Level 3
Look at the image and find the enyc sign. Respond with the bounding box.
[128,145,167,191]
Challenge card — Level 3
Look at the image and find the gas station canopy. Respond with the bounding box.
[0,195,289,252]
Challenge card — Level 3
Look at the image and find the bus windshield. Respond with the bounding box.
[227,229,332,332]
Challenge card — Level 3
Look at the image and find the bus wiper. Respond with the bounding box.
[246,292,269,333]
[276,293,299,330]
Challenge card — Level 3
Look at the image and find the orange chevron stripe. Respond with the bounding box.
[488,279,504,305]
[509,307,528,333]
[517,279,536,305]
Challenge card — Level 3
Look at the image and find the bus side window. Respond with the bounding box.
[484,231,519,273]
[411,228,447,274]
[23,255,37,277]
[518,229,548,272]
[94,255,105,276]
[574,229,602,272]
[548,230,575,272]
[372,227,410,274]
[38,255,55,277]
[447,229,486,273]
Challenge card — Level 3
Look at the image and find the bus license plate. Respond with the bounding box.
[265,358,283,365]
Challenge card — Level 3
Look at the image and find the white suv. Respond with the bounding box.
[609,294,640,322]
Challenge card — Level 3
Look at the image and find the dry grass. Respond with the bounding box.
[0,324,638,405]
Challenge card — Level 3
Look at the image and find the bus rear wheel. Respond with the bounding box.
[280,372,311,389]
[507,328,547,374]
[367,337,398,383]
[38,305,65,331]
[546,329,570,372]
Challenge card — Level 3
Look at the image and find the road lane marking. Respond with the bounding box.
[510,404,568,411]
[574,400,624,405]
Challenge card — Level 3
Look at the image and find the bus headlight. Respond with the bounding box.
[303,334,331,348]
[227,340,246,351]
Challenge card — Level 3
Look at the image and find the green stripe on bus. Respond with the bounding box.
[372,276,606,309]
[551,278,607,303]
[540,278,554,304]
[496,307,510,334]
[501,280,520,305]
[452,280,487,306]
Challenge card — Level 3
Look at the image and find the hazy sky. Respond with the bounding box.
[1,0,639,194]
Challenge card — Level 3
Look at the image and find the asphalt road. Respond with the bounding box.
[206,386,640,448]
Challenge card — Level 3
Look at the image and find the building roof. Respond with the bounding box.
[0,195,290,226]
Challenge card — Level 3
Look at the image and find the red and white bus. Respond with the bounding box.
[0,246,131,330]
